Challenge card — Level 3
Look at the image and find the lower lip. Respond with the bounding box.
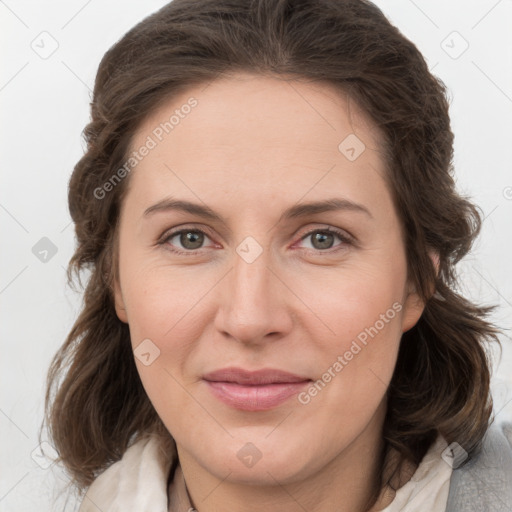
[204,380,310,411]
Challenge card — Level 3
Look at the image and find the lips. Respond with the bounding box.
[203,367,311,385]
[202,367,312,411]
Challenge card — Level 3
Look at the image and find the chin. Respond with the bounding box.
[198,436,317,486]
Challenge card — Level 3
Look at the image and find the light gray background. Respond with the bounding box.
[1,1,511,511]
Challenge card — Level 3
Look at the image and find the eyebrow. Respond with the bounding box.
[143,197,373,223]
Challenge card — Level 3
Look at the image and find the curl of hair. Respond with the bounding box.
[42,0,502,506]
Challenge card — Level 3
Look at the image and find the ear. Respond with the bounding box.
[430,250,440,278]
[113,276,129,323]
[400,250,440,333]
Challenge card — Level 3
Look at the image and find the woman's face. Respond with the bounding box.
[113,72,425,486]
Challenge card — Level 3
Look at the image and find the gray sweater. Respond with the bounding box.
[445,421,512,512]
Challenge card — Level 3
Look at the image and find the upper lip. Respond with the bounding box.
[203,367,311,385]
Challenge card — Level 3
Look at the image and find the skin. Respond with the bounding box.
[113,72,430,512]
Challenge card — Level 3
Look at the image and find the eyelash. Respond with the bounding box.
[158,225,353,256]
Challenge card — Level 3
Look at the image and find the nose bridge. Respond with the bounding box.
[216,236,290,342]
[231,236,275,315]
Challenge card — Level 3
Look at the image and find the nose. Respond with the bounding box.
[213,241,294,346]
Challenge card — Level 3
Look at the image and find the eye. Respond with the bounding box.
[160,227,214,255]
[295,227,352,252]
[158,225,353,256]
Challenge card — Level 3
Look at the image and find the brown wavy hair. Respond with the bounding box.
[42,0,502,507]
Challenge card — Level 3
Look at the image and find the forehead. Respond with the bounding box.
[132,71,382,154]
[124,72,391,217]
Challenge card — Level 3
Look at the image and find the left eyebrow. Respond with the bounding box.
[279,198,373,221]
[142,196,373,222]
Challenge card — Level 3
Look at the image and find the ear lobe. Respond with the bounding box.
[400,286,425,333]
[429,250,440,277]
[428,249,440,299]
[401,250,440,333]
[113,277,128,323]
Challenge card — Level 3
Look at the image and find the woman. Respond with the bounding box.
[43,0,512,511]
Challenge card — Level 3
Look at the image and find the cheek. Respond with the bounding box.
[298,260,406,398]
[123,268,205,432]
[316,307,402,403]
[302,259,406,344]
[121,260,213,346]
[293,276,404,452]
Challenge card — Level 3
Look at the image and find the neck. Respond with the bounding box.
[174,401,404,512]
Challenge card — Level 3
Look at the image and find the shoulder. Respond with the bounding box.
[78,434,173,512]
[445,421,512,512]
